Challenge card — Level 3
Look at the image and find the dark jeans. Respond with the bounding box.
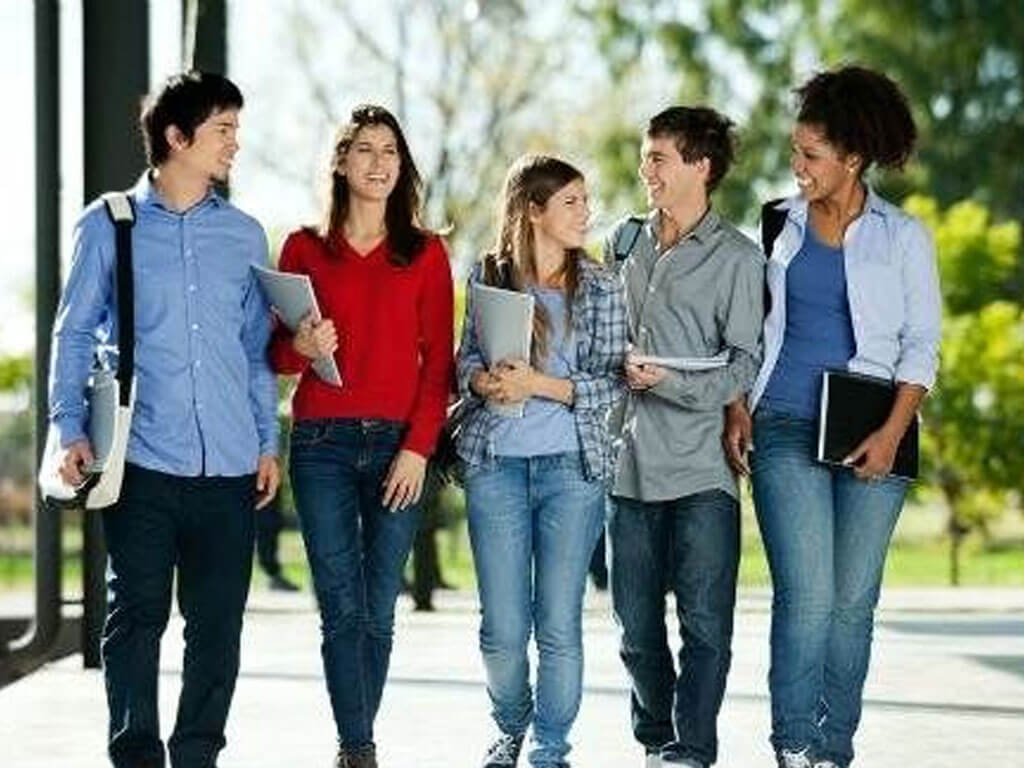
[751,410,907,767]
[608,489,740,766]
[101,463,256,768]
[255,498,285,578]
[289,418,422,751]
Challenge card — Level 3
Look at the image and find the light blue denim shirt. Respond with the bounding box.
[749,187,942,411]
[48,173,278,477]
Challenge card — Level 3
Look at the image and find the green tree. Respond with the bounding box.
[0,355,31,392]
[580,0,816,225]
[583,0,1024,287]
[907,195,1024,584]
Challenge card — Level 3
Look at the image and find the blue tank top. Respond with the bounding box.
[762,225,856,419]
[492,287,579,457]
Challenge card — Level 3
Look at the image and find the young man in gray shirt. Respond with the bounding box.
[603,107,765,768]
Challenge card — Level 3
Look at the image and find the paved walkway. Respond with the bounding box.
[1,587,1022,766]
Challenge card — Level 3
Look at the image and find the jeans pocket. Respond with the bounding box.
[461,458,488,482]
[291,420,329,449]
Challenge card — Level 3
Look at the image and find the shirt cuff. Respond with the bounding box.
[55,416,87,449]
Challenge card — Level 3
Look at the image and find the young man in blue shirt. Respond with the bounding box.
[49,71,279,768]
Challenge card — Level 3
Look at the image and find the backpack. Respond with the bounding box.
[433,253,516,486]
[759,198,788,316]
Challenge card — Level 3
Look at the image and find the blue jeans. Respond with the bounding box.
[751,410,908,768]
[465,452,605,767]
[608,489,740,766]
[102,463,256,768]
[289,418,422,751]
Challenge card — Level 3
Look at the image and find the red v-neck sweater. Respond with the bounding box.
[269,229,454,457]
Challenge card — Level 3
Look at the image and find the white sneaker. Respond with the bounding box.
[645,754,663,768]
[778,749,814,768]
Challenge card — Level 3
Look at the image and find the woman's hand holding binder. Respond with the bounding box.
[842,425,902,480]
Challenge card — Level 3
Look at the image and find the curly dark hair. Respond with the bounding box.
[647,106,737,193]
[795,65,917,172]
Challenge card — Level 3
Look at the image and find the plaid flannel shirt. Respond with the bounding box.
[455,258,628,483]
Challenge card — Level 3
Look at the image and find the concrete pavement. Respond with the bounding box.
[1,587,1022,766]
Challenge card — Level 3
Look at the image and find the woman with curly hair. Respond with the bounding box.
[723,66,942,768]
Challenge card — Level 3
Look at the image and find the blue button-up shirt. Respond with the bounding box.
[749,187,942,411]
[48,173,278,477]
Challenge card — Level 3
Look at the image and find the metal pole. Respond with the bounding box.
[82,0,149,670]
[184,0,227,74]
[3,0,62,678]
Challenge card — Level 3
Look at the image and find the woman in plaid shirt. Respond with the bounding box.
[455,155,627,768]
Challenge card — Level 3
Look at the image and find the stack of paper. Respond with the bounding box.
[630,350,729,371]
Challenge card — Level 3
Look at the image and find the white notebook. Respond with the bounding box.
[253,265,342,386]
[472,283,535,418]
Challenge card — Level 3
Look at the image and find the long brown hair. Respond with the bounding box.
[488,154,587,365]
[318,104,427,266]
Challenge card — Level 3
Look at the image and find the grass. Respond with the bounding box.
[3,499,1023,594]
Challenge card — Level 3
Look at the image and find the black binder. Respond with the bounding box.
[816,369,919,480]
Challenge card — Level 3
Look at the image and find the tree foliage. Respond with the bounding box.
[0,355,31,393]
[255,0,574,267]
[907,195,1024,582]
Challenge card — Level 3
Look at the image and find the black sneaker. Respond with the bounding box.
[269,573,300,592]
[482,733,525,767]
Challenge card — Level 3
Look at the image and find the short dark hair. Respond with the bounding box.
[140,71,244,167]
[795,65,916,172]
[646,106,737,192]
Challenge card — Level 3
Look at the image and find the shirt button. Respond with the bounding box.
[191,323,199,331]
[188,284,197,292]
[648,285,656,294]
[185,248,193,257]
[193,360,201,369]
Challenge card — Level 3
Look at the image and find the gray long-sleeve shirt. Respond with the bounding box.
[603,208,765,502]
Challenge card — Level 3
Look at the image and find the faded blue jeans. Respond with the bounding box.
[289,418,422,752]
[751,409,908,768]
[465,452,606,767]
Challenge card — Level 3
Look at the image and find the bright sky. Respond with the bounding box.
[0,0,297,356]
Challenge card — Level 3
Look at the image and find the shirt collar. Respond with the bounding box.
[646,206,720,247]
[131,171,224,213]
[774,184,887,223]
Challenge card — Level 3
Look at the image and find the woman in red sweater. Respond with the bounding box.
[269,104,453,768]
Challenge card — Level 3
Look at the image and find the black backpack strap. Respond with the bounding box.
[760,198,787,258]
[613,216,645,262]
[759,199,788,318]
[101,192,136,407]
[481,252,514,290]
